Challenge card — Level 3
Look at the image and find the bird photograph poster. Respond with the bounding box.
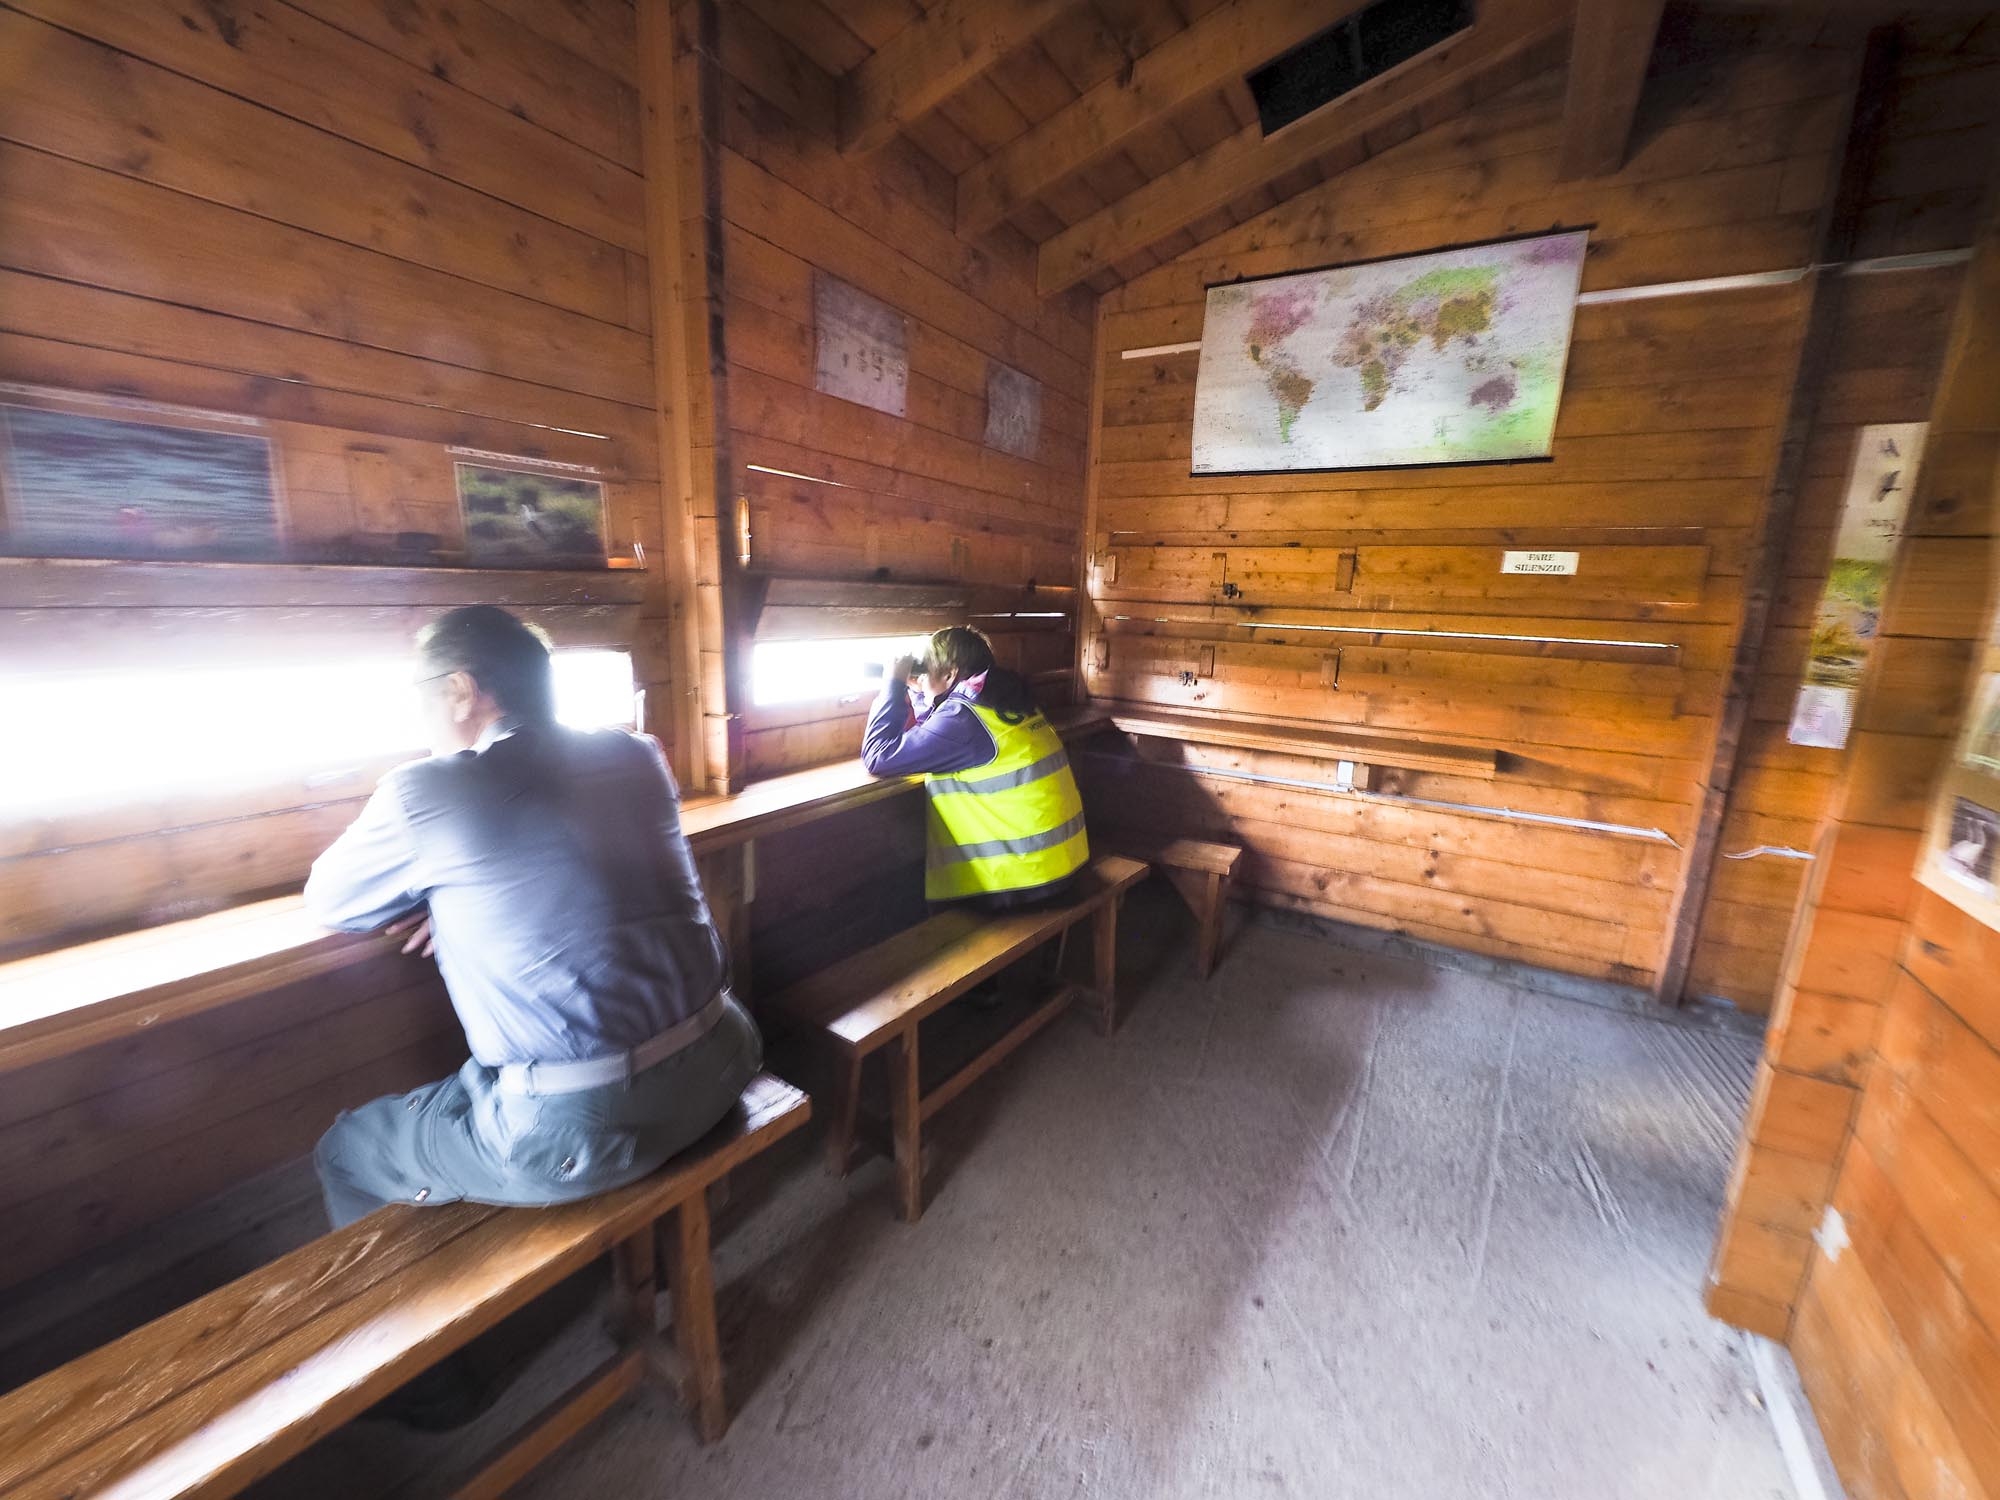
[455,462,607,566]
[0,401,281,561]
[1788,423,1927,749]
[1919,591,2000,930]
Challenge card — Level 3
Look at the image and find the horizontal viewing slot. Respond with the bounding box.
[0,650,637,821]
[0,556,648,612]
[750,634,928,708]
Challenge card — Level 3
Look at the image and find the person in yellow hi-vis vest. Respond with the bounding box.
[861,625,1089,909]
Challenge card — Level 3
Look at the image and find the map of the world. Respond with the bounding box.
[1190,230,1588,474]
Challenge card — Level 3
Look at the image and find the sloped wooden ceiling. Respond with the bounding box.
[742,0,1993,298]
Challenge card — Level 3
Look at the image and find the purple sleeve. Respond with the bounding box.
[860,685,996,777]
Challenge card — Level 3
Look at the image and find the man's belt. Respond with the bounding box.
[495,991,730,1096]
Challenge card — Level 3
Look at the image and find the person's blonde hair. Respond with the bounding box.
[925,625,1039,716]
[922,625,996,682]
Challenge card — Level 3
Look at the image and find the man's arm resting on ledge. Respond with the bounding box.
[303,770,427,932]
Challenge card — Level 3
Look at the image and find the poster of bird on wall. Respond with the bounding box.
[1920,591,2000,931]
[454,462,607,566]
[1788,423,1927,750]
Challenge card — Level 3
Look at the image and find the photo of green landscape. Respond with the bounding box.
[455,463,606,565]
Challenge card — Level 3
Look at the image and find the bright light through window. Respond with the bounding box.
[0,650,635,818]
[751,636,929,707]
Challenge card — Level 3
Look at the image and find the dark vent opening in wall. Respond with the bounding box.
[1247,0,1475,137]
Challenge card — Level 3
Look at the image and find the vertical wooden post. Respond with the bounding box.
[1654,27,1897,1006]
[636,0,709,791]
[665,1191,727,1442]
[1074,299,1108,704]
[636,0,744,794]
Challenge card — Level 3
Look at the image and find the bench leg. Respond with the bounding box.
[1092,895,1122,1036]
[824,1050,864,1177]
[665,1192,728,1442]
[1195,870,1225,980]
[450,1350,644,1500]
[608,1226,658,1342]
[885,1029,924,1223]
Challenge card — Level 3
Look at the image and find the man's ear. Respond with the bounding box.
[445,670,480,723]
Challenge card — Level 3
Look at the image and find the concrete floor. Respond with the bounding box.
[257,895,1793,1499]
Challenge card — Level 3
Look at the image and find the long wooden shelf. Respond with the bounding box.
[681,761,921,854]
[1,706,1115,1066]
[681,703,1113,853]
[1099,704,1499,779]
[0,556,649,609]
[749,576,1076,642]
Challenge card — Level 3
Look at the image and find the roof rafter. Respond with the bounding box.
[1035,0,1574,295]
[955,0,1372,238]
[838,0,1079,155]
[1556,0,1667,179]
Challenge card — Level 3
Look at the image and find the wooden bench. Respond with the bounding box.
[769,854,1148,1223]
[0,1073,809,1500]
[1099,831,1243,979]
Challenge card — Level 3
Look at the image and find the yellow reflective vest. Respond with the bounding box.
[923,701,1088,901]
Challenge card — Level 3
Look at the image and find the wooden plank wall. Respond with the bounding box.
[711,6,1096,778]
[0,1,678,947]
[747,796,928,999]
[0,953,459,1293]
[0,0,682,1289]
[1080,11,1993,1004]
[0,785,931,1299]
[1685,25,2000,1009]
[1708,162,2000,1500]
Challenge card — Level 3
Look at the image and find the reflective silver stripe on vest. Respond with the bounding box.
[926,747,1072,796]
[929,810,1087,867]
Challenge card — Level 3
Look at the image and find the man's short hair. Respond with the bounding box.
[417,605,556,722]
[924,625,996,682]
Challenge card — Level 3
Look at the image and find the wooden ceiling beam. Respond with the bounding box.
[1556,0,1667,180]
[838,0,1077,155]
[1035,0,1572,296]
[955,0,1370,238]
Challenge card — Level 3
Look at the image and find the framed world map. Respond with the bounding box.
[1189,230,1589,474]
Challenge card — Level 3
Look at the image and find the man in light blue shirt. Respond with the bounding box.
[305,605,760,1232]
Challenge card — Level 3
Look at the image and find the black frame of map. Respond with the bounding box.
[1189,226,1592,477]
